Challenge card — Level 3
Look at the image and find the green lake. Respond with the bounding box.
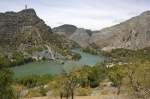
[12,49,106,78]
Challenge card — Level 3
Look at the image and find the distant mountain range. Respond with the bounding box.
[0,8,150,59]
[53,11,150,51]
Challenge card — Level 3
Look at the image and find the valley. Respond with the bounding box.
[0,1,150,99]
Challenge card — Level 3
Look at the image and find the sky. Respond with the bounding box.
[0,0,150,30]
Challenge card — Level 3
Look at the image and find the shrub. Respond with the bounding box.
[76,87,92,96]
[16,74,54,88]
[26,89,41,97]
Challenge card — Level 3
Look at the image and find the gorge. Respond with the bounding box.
[1,8,150,78]
[0,3,150,99]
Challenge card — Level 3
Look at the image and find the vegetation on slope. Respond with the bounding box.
[16,74,54,88]
[0,56,16,99]
[1,47,150,99]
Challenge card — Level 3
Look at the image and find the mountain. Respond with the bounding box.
[90,11,150,51]
[53,24,92,47]
[53,24,77,37]
[0,9,74,61]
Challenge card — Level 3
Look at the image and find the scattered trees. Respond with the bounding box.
[0,67,15,99]
[108,61,150,99]
[50,72,79,99]
[82,46,98,55]
[17,74,54,88]
[11,51,34,66]
[108,65,125,95]
[50,63,108,99]
[0,56,15,99]
[88,63,107,88]
[125,62,150,99]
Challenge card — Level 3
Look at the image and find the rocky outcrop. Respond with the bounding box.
[53,24,92,48]
[90,11,150,51]
[0,9,52,46]
[0,9,72,60]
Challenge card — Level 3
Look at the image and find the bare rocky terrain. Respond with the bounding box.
[53,11,150,51]
[90,11,150,51]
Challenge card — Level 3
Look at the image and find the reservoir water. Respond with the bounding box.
[12,49,106,78]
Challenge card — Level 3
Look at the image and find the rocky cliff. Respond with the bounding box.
[90,11,150,51]
[0,9,73,60]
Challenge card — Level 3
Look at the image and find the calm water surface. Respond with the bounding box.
[12,49,106,78]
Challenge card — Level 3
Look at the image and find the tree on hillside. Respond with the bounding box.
[108,65,125,95]
[67,72,79,99]
[125,62,150,99]
[50,73,69,99]
[0,68,15,99]
[50,71,80,99]
[0,56,15,99]
[108,61,150,99]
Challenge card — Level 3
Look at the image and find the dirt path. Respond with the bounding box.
[26,95,129,99]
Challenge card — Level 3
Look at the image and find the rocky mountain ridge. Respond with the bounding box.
[52,11,150,51]
[1,8,150,61]
[90,11,150,51]
[0,9,74,61]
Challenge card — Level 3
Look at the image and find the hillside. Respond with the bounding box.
[53,11,150,51]
[0,9,75,63]
[90,11,150,51]
[53,24,92,48]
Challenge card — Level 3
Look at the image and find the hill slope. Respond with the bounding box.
[90,11,150,51]
[53,24,92,48]
[0,9,74,62]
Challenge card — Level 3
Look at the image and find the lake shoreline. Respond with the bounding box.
[12,49,106,78]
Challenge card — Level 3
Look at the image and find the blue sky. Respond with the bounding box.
[0,0,150,30]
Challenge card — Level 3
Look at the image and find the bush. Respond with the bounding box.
[39,87,48,96]
[82,47,98,55]
[26,89,41,97]
[16,74,54,88]
[0,67,15,99]
[11,52,34,66]
[72,52,81,60]
[76,87,92,96]
[0,55,11,67]
[88,63,108,88]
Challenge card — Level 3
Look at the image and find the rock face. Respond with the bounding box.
[0,9,72,60]
[0,9,52,46]
[90,11,150,51]
[53,24,92,48]
[49,11,150,51]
